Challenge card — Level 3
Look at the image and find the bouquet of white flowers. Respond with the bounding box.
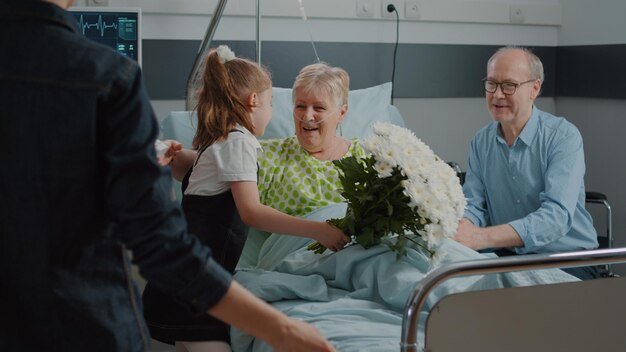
[308,122,466,259]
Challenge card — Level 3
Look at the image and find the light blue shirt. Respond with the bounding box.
[463,106,598,254]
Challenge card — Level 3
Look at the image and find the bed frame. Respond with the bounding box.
[401,248,626,352]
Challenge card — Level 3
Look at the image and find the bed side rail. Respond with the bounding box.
[400,247,626,352]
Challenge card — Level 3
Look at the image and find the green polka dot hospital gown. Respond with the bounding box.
[258,137,366,217]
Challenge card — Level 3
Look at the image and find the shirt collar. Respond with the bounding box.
[494,105,539,147]
[516,106,539,146]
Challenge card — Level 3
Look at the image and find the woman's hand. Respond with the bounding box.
[316,222,351,252]
[209,281,336,352]
[270,318,336,352]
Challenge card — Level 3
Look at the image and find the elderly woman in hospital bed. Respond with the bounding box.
[161,64,579,352]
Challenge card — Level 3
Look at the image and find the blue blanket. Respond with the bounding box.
[232,203,578,352]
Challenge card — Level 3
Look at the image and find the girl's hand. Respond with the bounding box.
[316,222,350,252]
[156,139,183,166]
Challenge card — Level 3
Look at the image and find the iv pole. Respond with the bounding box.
[185,0,262,110]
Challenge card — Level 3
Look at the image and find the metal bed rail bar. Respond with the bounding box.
[586,195,613,248]
[400,247,626,352]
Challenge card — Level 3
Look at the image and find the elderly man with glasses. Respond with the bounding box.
[453,46,599,280]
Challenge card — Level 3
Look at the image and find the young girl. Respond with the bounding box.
[143,46,349,352]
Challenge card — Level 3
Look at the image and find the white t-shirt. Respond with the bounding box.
[184,126,261,196]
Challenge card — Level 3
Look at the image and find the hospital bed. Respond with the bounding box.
[160,82,626,351]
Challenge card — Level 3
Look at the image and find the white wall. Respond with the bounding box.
[556,0,626,274]
[558,0,626,46]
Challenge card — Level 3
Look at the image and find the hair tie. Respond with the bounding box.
[216,45,236,63]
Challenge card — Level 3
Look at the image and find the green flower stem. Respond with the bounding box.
[361,181,405,218]
[401,234,434,257]
[307,241,327,254]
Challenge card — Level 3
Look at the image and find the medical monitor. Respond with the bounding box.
[69,7,142,66]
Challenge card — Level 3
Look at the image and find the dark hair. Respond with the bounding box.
[193,47,271,149]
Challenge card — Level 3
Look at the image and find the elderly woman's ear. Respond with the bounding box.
[339,104,348,121]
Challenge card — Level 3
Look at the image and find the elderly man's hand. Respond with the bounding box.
[453,218,486,250]
[454,218,524,251]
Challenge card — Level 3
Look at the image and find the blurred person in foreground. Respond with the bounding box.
[0,1,335,351]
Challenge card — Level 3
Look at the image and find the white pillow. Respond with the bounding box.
[263,82,404,140]
[160,83,405,202]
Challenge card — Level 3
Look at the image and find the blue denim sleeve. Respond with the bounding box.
[509,126,584,253]
[99,61,231,315]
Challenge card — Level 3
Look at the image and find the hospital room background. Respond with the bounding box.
[67,0,626,350]
[71,0,626,272]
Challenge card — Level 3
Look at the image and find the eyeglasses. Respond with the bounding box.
[484,79,536,95]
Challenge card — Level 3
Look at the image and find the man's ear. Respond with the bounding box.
[531,80,541,100]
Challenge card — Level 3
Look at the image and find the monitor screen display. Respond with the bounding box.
[69,7,142,65]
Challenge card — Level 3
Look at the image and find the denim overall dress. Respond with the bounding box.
[142,130,250,344]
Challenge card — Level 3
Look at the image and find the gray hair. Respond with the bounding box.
[488,46,544,83]
[292,62,350,107]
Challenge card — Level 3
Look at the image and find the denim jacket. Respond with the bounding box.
[0,1,231,350]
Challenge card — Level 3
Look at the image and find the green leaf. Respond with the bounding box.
[356,227,377,248]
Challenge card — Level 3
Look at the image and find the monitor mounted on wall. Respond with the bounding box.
[69,7,142,66]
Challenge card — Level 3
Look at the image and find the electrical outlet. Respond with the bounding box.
[405,0,420,19]
[381,0,403,19]
[356,0,376,18]
[87,0,109,6]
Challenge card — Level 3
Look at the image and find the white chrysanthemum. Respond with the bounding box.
[424,223,444,247]
[401,161,419,179]
[361,136,385,155]
[373,160,393,178]
[371,122,393,137]
[404,182,428,207]
[383,145,400,162]
[355,122,467,257]
[430,247,446,267]
[440,218,458,236]
[216,45,236,63]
